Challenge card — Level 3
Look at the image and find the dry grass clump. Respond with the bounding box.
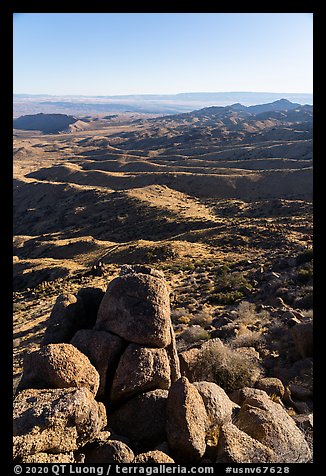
[189,309,212,327]
[221,301,270,351]
[230,329,264,350]
[302,309,313,319]
[171,307,212,328]
[171,307,191,324]
[196,339,263,393]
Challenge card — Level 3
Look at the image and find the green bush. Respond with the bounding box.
[213,270,252,293]
[144,244,176,263]
[208,290,244,305]
[296,249,313,265]
[296,264,313,284]
[295,291,313,310]
[179,326,211,343]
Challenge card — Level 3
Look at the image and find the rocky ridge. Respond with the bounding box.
[13,266,312,463]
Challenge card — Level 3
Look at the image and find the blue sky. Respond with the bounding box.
[13,13,313,95]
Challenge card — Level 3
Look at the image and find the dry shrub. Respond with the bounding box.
[190,310,212,327]
[236,301,256,322]
[230,329,264,350]
[236,301,270,325]
[178,315,191,325]
[220,301,269,351]
[171,307,191,324]
[302,309,313,319]
[195,339,263,393]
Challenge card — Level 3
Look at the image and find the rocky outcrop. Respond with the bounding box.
[13,387,106,460]
[17,343,100,396]
[166,377,208,462]
[13,113,79,134]
[14,266,312,464]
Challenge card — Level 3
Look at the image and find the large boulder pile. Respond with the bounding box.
[13,266,312,463]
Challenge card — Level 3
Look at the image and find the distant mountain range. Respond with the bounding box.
[13,92,313,117]
[175,99,313,120]
[13,99,313,134]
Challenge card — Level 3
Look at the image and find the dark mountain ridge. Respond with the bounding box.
[170,99,312,121]
[13,113,78,133]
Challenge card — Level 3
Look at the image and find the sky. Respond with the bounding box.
[13,13,313,96]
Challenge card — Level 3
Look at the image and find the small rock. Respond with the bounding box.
[179,348,202,381]
[42,293,87,344]
[133,450,175,463]
[84,439,134,463]
[255,378,285,399]
[229,387,267,406]
[292,413,313,433]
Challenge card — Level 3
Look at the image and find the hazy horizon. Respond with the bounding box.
[14,91,313,98]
